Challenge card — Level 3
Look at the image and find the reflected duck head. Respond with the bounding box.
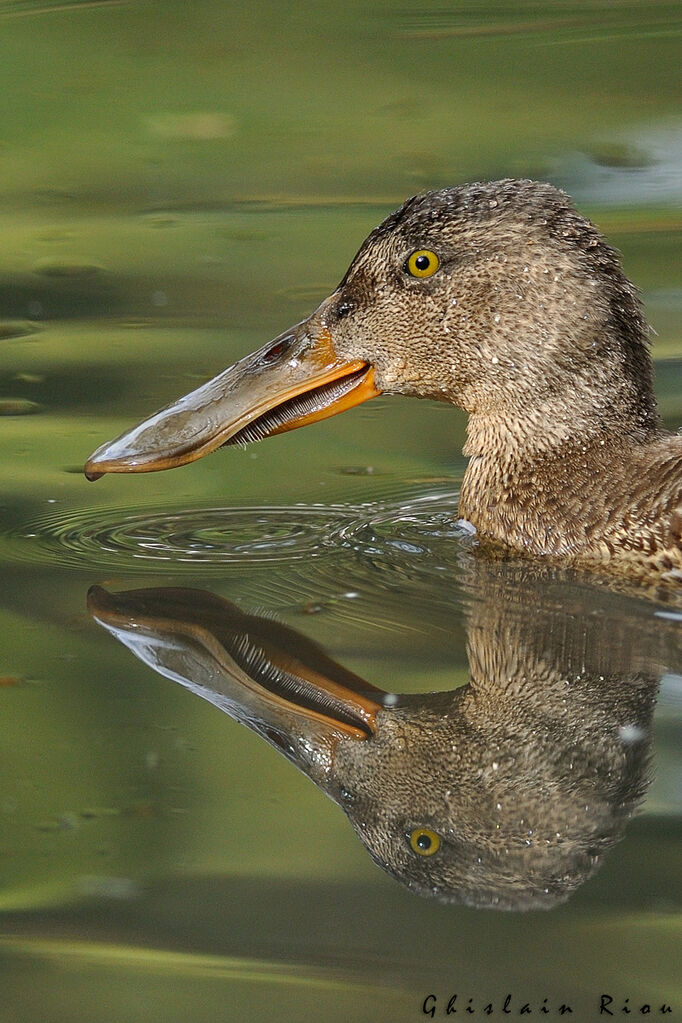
[325,681,654,910]
[88,583,656,911]
[84,179,657,477]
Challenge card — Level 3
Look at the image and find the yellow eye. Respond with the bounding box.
[409,827,441,856]
[407,249,440,279]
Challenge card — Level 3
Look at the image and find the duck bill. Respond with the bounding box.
[84,314,381,480]
[88,586,384,788]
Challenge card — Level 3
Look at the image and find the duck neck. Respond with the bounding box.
[459,375,662,557]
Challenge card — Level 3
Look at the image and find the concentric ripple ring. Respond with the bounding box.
[5,504,362,575]
[3,489,468,578]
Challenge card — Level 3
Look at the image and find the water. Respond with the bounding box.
[1,2,680,1020]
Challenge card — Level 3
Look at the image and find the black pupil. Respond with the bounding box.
[415,254,430,271]
[416,833,432,851]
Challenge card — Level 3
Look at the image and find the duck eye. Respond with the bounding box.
[409,827,441,856]
[406,250,440,279]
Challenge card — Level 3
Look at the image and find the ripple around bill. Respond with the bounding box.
[336,491,469,560]
[7,504,362,574]
[6,490,469,579]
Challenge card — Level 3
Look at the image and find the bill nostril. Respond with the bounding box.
[261,336,294,364]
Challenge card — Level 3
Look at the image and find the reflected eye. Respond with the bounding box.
[409,827,441,856]
[406,250,440,279]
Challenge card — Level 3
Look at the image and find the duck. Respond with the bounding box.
[84,179,682,581]
[87,560,664,910]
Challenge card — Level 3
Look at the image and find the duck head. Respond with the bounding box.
[88,572,659,910]
[85,179,657,479]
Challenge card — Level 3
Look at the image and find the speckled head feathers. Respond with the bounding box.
[333,179,656,432]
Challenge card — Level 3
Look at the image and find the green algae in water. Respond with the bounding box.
[0,397,42,415]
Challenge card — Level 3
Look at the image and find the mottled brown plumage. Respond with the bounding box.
[327,181,681,581]
[85,180,681,584]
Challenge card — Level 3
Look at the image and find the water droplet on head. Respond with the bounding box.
[618,723,646,744]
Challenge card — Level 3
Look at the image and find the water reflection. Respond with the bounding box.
[88,559,676,912]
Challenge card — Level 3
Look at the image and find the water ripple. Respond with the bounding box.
[337,492,469,559]
[8,505,356,574]
[4,490,469,577]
